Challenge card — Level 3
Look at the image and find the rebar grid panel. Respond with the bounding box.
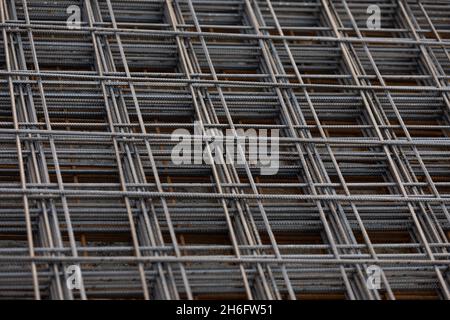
[0,0,449,300]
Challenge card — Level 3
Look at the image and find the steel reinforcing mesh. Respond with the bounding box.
[0,0,450,300]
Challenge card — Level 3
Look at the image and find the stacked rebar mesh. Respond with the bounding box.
[0,0,450,300]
